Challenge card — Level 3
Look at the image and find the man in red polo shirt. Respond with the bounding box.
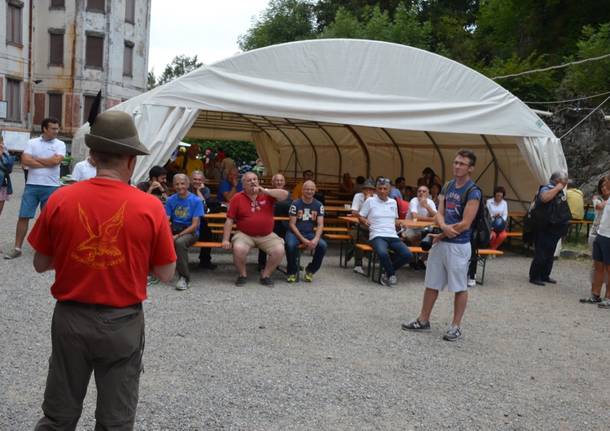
[28,110,176,430]
[222,171,289,286]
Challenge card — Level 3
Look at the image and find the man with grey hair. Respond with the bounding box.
[529,170,571,286]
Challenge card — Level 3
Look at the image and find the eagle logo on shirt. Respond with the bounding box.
[71,202,127,269]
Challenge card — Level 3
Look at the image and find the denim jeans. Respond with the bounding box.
[371,236,413,277]
[285,231,327,275]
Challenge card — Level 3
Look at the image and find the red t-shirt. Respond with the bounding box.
[28,178,176,307]
[227,191,276,236]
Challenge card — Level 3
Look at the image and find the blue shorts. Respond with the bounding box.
[593,234,610,265]
[19,184,58,218]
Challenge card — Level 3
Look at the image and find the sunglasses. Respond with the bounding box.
[376,178,391,186]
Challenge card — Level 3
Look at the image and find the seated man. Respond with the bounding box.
[258,173,292,270]
[222,172,289,287]
[404,185,437,245]
[137,165,169,203]
[190,170,216,270]
[217,167,243,205]
[350,179,376,275]
[166,174,203,290]
[285,180,327,283]
[359,178,413,286]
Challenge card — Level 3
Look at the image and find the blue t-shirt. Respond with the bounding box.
[442,179,481,244]
[289,198,325,235]
[389,186,403,200]
[165,192,204,236]
[217,179,243,203]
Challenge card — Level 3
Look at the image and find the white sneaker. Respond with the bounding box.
[353,266,365,275]
[175,276,189,291]
[389,275,398,285]
[147,275,159,287]
[467,278,476,287]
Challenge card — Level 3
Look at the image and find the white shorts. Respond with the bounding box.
[424,241,471,292]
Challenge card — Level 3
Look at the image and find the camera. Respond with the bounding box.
[420,226,441,251]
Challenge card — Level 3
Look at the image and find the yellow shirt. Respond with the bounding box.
[173,155,204,177]
[292,181,304,199]
[566,188,584,220]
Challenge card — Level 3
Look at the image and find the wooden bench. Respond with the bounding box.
[192,241,223,249]
[324,233,353,267]
[319,226,349,233]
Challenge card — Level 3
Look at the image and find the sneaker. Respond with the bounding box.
[235,275,247,287]
[175,277,189,291]
[4,248,22,260]
[259,277,274,287]
[467,278,476,287]
[401,319,431,330]
[303,272,313,282]
[597,298,610,309]
[579,295,601,304]
[286,274,297,283]
[380,275,391,286]
[353,265,365,275]
[443,325,463,341]
[147,275,160,287]
[388,275,397,285]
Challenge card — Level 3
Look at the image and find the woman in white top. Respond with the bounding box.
[486,186,508,250]
[581,175,610,307]
[580,177,609,304]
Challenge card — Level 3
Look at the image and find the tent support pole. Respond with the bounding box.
[475,160,494,183]
[424,132,446,183]
[381,128,404,177]
[345,125,371,178]
[317,124,342,182]
[480,134,527,209]
[286,118,319,181]
[480,135,499,189]
[261,116,301,179]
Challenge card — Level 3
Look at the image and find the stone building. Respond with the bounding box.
[0,0,151,151]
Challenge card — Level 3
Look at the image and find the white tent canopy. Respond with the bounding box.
[73,39,566,205]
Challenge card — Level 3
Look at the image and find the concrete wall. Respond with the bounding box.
[0,0,151,142]
[0,0,31,133]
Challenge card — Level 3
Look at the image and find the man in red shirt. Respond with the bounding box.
[28,110,176,430]
[222,171,289,286]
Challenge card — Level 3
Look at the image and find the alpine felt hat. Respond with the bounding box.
[85,111,150,156]
[361,179,375,189]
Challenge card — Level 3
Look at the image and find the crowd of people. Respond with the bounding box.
[1,115,607,429]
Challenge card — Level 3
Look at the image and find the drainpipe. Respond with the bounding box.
[26,0,33,130]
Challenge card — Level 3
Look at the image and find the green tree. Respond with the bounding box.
[157,55,203,86]
[238,0,317,51]
[147,70,157,90]
[559,23,610,102]
[321,7,363,38]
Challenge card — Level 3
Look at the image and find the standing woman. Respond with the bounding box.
[486,186,508,250]
[580,176,610,304]
[0,135,14,218]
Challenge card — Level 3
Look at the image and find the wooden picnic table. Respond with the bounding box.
[326,198,351,206]
[324,205,353,213]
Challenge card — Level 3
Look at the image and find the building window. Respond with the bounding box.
[49,30,64,66]
[48,93,63,122]
[6,1,24,46]
[85,34,104,69]
[6,78,21,122]
[87,0,105,12]
[125,0,135,23]
[50,0,65,9]
[123,41,134,77]
[83,95,97,122]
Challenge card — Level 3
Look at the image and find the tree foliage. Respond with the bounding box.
[157,55,203,86]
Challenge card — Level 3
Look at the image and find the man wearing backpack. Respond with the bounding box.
[528,171,571,286]
[402,149,481,341]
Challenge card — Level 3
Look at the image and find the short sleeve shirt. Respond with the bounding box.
[217,179,243,203]
[71,159,97,181]
[24,136,66,186]
[227,192,276,236]
[359,196,399,240]
[165,192,204,236]
[27,178,176,307]
[441,179,481,244]
[289,198,325,234]
[408,197,437,218]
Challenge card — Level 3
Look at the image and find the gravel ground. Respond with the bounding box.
[1,171,609,430]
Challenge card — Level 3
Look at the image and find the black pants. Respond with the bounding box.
[35,301,145,431]
[529,230,562,282]
[198,217,214,264]
[468,239,477,279]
